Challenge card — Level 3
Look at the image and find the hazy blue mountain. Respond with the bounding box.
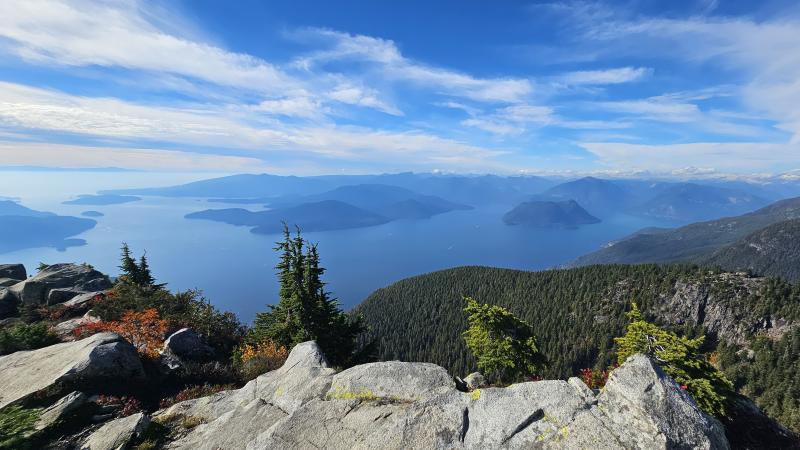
[0,200,54,217]
[0,201,96,253]
[571,196,800,266]
[533,177,634,217]
[186,200,390,234]
[697,218,800,282]
[103,172,554,205]
[267,184,472,220]
[104,173,340,198]
[63,194,141,205]
[81,211,105,217]
[503,199,600,228]
[206,198,273,204]
[630,183,770,221]
[356,173,555,205]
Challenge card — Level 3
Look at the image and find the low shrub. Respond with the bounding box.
[579,367,613,390]
[159,383,235,409]
[233,339,289,381]
[74,308,167,358]
[95,395,142,418]
[0,322,58,355]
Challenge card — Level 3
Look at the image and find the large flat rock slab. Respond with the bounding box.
[0,332,144,409]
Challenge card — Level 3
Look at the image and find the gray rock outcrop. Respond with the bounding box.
[463,372,486,391]
[0,277,21,287]
[156,342,729,450]
[0,287,19,318]
[48,287,87,305]
[63,291,108,315]
[0,263,26,280]
[35,391,89,431]
[80,412,149,450]
[162,328,214,362]
[0,332,144,410]
[52,313,101,340]
[8,263,112,306]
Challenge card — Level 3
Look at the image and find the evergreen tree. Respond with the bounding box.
[249,224,365,366]
[118,243,159,289]
[136,253,156,288]
[119,243,139,282]
[614,303,734,417]
[462,296,544,383]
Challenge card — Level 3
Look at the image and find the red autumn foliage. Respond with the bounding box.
[73,308,168,358]
[579,365,617,390]
[158,383,235,409]
[95,395,142,417]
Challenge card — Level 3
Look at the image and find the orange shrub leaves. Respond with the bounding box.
[235,339,289,381]
[74,308,168,358]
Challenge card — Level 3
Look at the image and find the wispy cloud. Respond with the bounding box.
[0,141,269,172]
[556,67,652,85]
[292,28,534,104]
[0,81,504,170]
[0,0,298,95]
[0,0,796,174]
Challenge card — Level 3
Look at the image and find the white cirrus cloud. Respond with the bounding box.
[556,67,652,85]
[0,141,269,172]
[0,0,300,95]
[292,28,533,104]
[0,81,505,170]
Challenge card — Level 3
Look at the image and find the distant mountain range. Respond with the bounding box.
[0,201,96,252]
[503,199,600,228]
[530,177,771,221]
[98,171,800,229]
[63,194,141,205]
[532,177,635,217]
[572,196,800,281]
[186,184,472,234]
[104,172,555,205]
[630,183,769,222]
[697,218,800,282]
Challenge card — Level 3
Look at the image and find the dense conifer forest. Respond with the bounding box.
[355,264,800,432]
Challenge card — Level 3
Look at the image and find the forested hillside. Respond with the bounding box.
[572,196,800,266]
[355,264,800,432]
[698,219,800,282]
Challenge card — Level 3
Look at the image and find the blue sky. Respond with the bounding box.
[0,0,799,176]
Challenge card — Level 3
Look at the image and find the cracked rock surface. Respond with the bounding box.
[156,342,729,450]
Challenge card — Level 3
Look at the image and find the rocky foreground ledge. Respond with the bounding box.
[0,332,732,449]
[154,342,728,450]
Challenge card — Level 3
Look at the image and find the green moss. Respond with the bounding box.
[326,386,381,401]
[470,389,481,401]
[0,406,41,450]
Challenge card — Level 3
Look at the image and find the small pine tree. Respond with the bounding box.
[249,225,365,367]
[118,244,159,289]
[119,243,139,283]
[462,296,545,384]
[136,253,156,288]
[614,303,734,417]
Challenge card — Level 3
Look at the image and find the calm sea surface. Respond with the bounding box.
[0,171,674,322]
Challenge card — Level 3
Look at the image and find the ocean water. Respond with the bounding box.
[0,171,671,322]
